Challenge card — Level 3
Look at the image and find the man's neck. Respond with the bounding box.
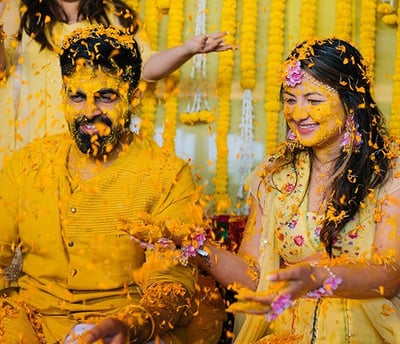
[67,132,133,182]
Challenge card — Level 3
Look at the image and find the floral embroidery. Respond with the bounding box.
[284,183,295,193]
[293,235,304,246]
[285,219,298,230]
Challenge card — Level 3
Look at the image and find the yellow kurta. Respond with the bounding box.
[0,133,198,343]
[0,0,153,166]
[235,151,400,344]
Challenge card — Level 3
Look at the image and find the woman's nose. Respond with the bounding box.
[291,103,309,121]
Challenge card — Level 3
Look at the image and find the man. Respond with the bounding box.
[0,24,211,343]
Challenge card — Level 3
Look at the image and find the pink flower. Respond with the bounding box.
[266,294,292,322]
[293,235,304,246]
[286,129,297,141]
[285,61,303,87]
[284,183,295,193]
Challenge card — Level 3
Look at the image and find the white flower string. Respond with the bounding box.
[236,0,257,214]
[236,90,254,214]
[180,0,215,125]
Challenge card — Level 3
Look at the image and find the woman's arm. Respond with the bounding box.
[236,187,400,314]
[198,196,263,291]
[141,31,233,81]
[0,0,21,76]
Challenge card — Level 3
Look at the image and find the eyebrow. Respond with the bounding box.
[68,88,119,96]
[283,90,325,97]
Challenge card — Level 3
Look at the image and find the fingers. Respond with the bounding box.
[83,319,127,344]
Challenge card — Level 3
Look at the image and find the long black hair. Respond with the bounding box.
[18,0,140,51]
[276,37,392,256]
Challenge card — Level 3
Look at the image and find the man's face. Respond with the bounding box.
[63,66,131,159]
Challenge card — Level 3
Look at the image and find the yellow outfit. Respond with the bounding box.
[0,0,153,166]
[0,133,200,343]
[235,151,400,344]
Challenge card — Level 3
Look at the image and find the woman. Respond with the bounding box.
[199,37,400,343]
[0,0,229,165]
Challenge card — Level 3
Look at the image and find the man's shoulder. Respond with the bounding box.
[5,134,70,169]
[131,136,188,167]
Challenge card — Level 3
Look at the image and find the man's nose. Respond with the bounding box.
[83,99,102,119]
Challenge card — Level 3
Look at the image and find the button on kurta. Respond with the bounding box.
[71,207,76,213]
[68,241,74,247]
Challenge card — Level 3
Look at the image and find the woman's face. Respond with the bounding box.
[282,72,346,155]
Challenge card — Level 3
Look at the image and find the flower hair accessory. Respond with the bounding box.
[285,61,303,87]
[340,115,363,153]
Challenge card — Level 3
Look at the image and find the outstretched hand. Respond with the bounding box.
[228,264,319,316]
[184,32,234,54]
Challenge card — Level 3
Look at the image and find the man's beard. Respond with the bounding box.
[69,115,124,158]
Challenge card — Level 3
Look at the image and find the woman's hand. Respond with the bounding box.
[183,32,233,55]
[228,263,321,316]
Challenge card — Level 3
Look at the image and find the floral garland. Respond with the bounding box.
[359,0,377,87]
[390,5,400,135]
[162,1,184,153]
[377,1,398,25]
[299,0,317,40]
[264,0,286,155]
[237,0,257,212]
[139,1,160,139]
[214,0,237,212]
[335,0,353,40]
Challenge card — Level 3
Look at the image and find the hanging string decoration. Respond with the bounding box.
[180,0,215,125]
[236,0,258,214]
[264,0,287,155]
[377,1,398,25]
[335,0,353,40]
[214,0,237,213]
[162,1,184,153]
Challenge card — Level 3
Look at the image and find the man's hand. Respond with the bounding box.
[83,318,128,344]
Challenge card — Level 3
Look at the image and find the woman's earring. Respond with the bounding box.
[340,115,363,153]
[286,129,303,151]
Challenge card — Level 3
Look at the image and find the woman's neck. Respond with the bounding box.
[56,0,81,24]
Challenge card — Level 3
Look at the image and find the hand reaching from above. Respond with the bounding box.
[183,32,234,55]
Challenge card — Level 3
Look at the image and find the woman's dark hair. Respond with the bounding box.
[60,24,142,96]
[277,37,391,256]
[18,0,140,51]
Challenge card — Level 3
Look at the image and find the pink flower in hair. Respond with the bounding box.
[286,61,303,87]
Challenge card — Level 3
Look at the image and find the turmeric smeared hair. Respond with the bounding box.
[60,24,142,97]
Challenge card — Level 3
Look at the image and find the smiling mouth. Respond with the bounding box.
[295,122,319,134]
[77,116,113,137]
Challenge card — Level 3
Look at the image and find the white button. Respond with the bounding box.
[71,207,76,213]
